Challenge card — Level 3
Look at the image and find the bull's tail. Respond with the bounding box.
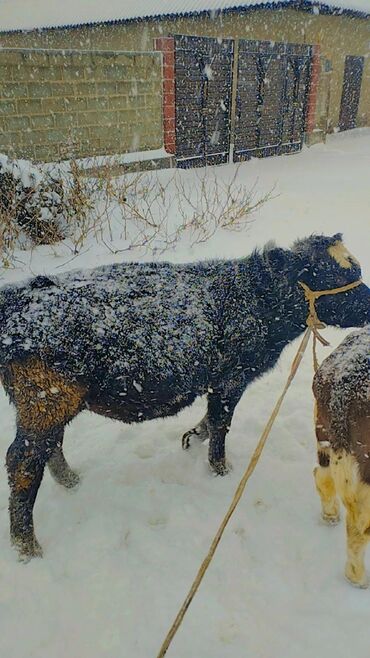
[0,275,56,368]
[0,283,20,367]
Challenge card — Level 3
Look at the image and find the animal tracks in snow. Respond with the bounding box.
[133,443,156,459]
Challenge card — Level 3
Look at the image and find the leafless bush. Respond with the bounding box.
[0,155,66,266]
[75,162,273,256]
[172,167,271,247]
[0,152,273,267]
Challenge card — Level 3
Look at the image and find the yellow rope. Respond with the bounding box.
[156,276,363,657]
[156,328,311,658]
[298,279,362,339]
[299,278,362,372]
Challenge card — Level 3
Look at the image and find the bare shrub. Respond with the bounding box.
[70,161,273,256]
[0,152,272,266]
[0,154,65,265]
[172,167,271,247]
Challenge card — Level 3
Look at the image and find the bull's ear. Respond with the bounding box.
[264,247,287,271]
[292,234,336,259]
[330,232,343,244]
[328,238,359,269]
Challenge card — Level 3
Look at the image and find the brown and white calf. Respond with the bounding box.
[313,327,370,587]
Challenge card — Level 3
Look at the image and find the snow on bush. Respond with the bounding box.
[0,153,270,268]
[0,153,65,256]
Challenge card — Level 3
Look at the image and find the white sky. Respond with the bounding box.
[0,0,368,33]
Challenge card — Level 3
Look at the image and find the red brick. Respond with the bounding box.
[164,53,175,67]
[163,63,175,77]
[164,106,175,121]
[165,98,175,112]
[155,37,175,53]
[164,117,175,129]
[154,36,176,155]
[163,79,175,96]
[164,138,175,154]
[164,105,175,118]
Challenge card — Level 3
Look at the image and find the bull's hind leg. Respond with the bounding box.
[344,514,369,588]
[314,449,340,525]
[313,402,340,524]
[48,429,80,489]
[331,451,370,588]
[182,413,209,450]
[3,359,85,559]
[6,425,61,559]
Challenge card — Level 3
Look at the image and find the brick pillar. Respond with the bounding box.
[306,44,321,134]
[155,37,176,155]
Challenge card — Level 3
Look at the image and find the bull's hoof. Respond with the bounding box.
[210,459,232,476]
[345,574,369,589]
[182,426,208,450]
[57,469,81,489]
[182,428,199,450]
[321,512,340,526]
[12,534,43,561]
[345,563,368,589]
[48,463,81,489]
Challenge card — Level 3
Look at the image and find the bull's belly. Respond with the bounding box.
[86,388,200,423]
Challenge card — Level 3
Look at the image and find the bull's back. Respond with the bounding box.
[313,327,370,451]
[0,261,218,396]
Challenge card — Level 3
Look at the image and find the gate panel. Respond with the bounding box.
[339,55,364,131]
[175,35,233,168]
[234,52,260,153]
[174,43,204,162]
[281,55,311,152]
[234,40,311,161]
[258,56,286,150]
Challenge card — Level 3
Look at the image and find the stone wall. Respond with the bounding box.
[1,9,368,131]
[0,9,368,164]
[0,49,163,161]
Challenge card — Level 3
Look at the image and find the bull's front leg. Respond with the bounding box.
[207,383,244,476]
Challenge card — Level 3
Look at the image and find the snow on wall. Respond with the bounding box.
[0,0,368,33]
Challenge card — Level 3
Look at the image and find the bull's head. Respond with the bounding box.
[293,233,370,328]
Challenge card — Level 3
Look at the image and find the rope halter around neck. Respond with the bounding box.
[298,278,363,370]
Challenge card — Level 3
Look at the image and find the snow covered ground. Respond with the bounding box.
[0,129,369,658]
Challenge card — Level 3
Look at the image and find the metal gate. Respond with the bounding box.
[339,55,364,131]
[174,35,234,168]
[234,40,312,161]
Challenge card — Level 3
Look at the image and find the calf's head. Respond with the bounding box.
[293,234,370,329]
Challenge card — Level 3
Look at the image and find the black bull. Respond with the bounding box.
[0,233,369,558]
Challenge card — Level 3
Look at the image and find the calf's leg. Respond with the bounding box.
[331,451,370,587]
[313,403,340,524]
[314,461,340,524]
[345,513,369,588]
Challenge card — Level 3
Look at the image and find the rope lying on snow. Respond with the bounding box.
[156,327,311,658]
[156,277,362,657]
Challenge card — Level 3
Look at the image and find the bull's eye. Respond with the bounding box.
[328,241,359,270]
